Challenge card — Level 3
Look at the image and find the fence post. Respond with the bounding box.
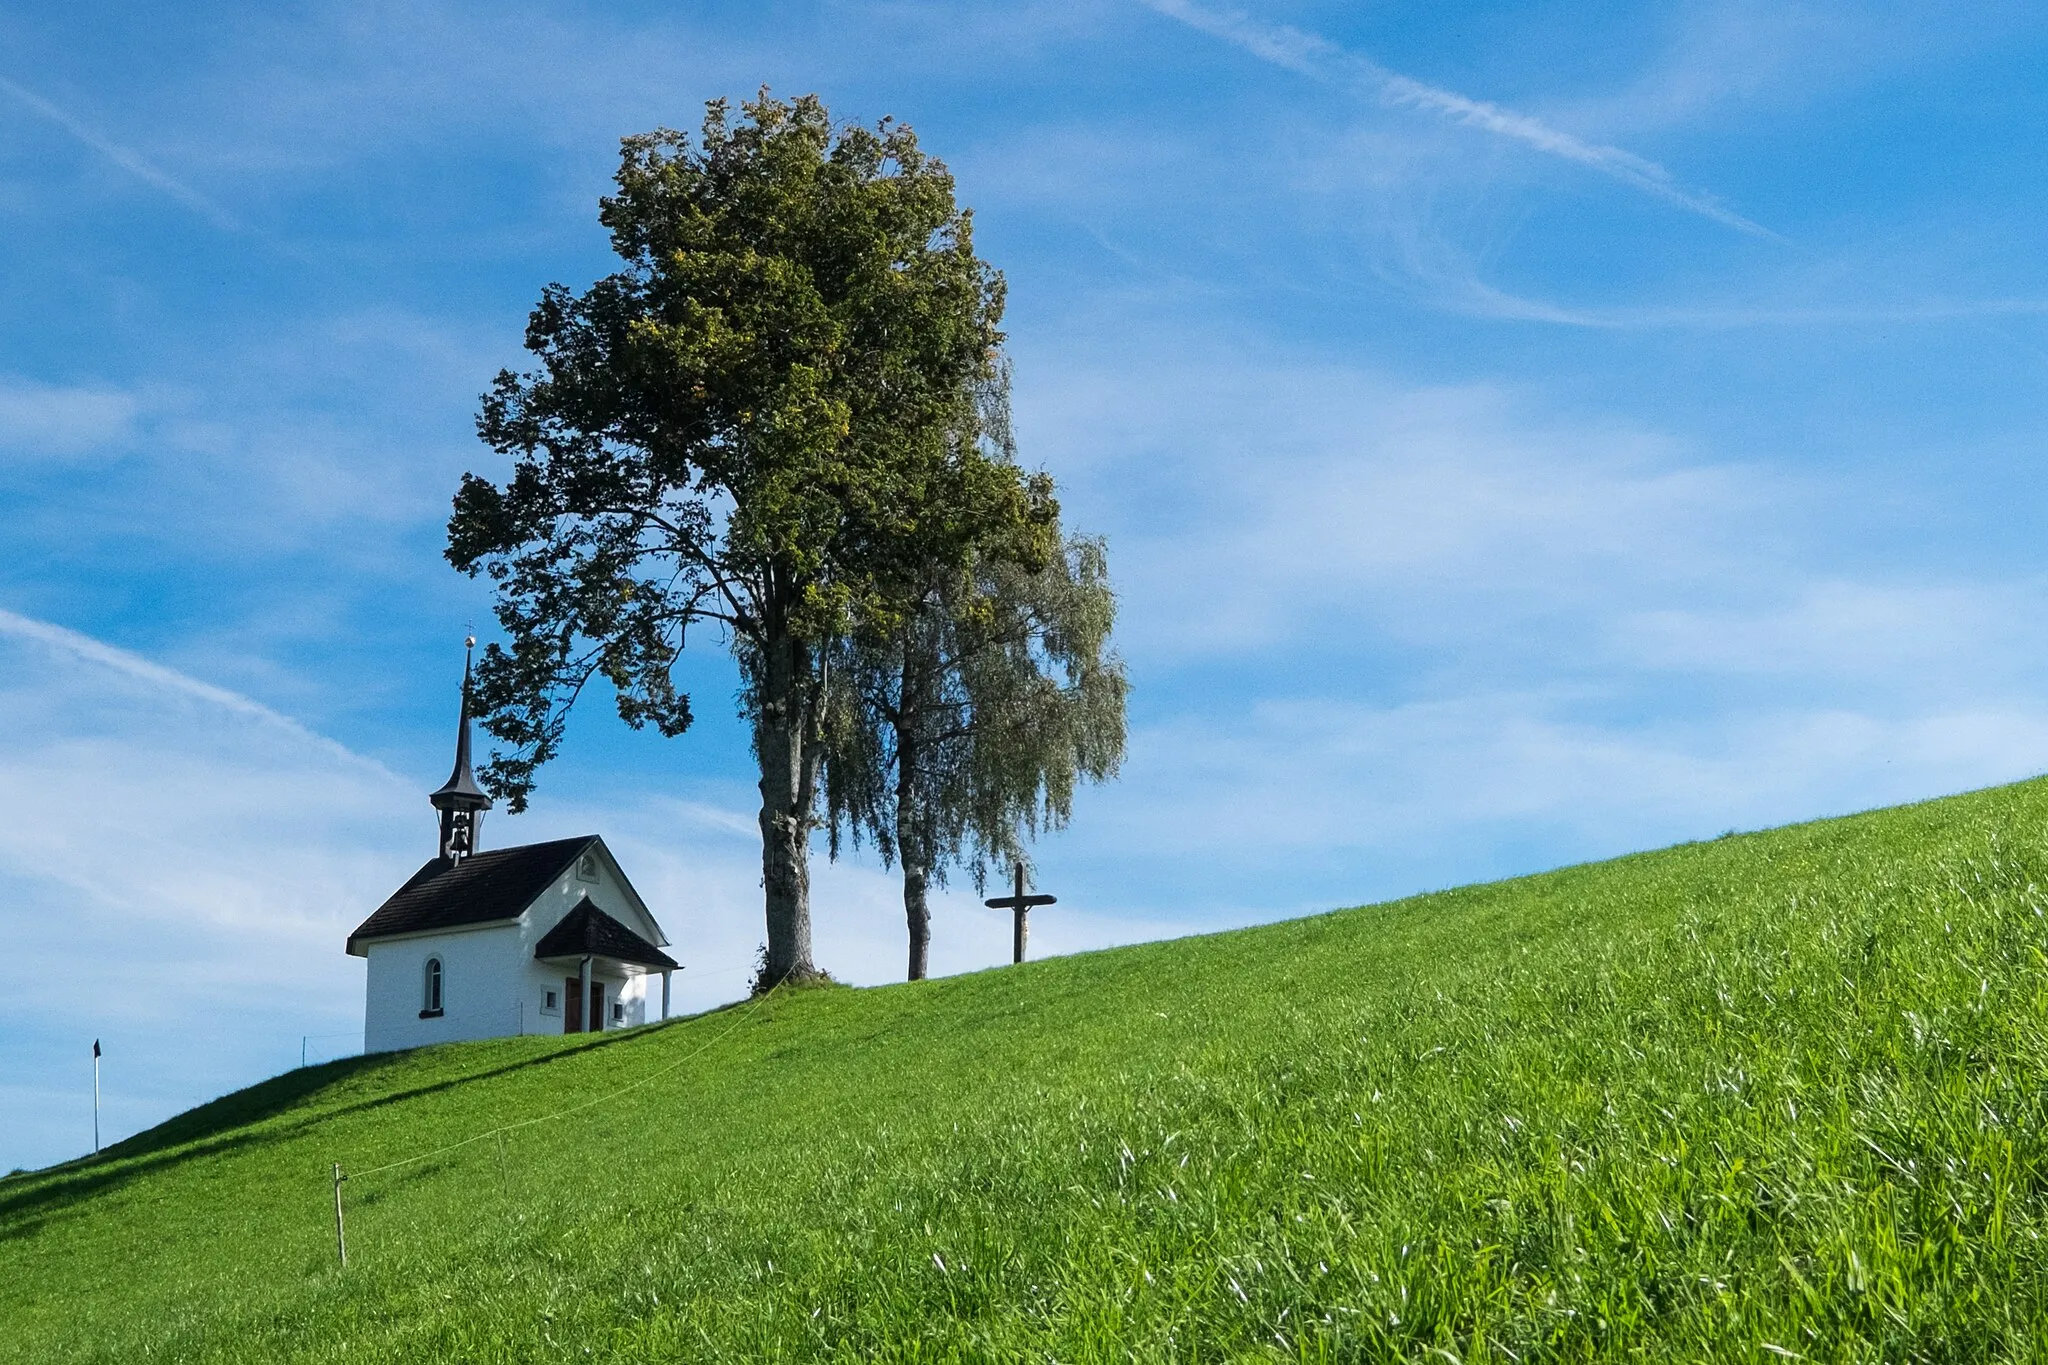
[332,1164,347,1268]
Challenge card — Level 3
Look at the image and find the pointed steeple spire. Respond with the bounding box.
[429,637,491,861]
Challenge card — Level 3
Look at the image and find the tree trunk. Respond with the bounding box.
[895,654,933,981]
[902,864,930,981]
[754,611,816,990]
[897,785,929,986]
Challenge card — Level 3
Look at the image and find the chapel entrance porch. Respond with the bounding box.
[563,977,605,1033]
[534,895,679,1034]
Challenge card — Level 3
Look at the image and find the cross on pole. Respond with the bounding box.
[985,862,1056,964]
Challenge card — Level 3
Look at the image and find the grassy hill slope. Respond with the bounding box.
[10,780,2048,1361]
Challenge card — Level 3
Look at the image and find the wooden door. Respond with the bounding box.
[564,977,582,1032]
[590,981,605,1032]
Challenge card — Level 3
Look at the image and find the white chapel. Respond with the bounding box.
[347,650,678,1052]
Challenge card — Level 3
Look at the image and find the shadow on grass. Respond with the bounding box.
[0,1004,754,1245]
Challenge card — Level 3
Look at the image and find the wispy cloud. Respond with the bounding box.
[0,75,241,231]
[1017,321,2048,919]
[0,377,142,460]
[1600,298,2048,328]
[0,609,378,770]
[1140,0,1777,238]
[0,614,414,1169]
[1367,229,2048,330]
[1089,692,2048,886]
[1040,359,1769,658]
[1447,284,2048,331]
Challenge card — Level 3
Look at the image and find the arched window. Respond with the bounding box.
[577,852,599,882]
[422,957,444,1017]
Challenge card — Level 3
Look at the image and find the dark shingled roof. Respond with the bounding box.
[534,896,678,970]
[345,836,597,955]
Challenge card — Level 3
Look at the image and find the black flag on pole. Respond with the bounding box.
[93,1039,101,1058]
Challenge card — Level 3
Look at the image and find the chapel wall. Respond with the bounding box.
[364,925,529,1052]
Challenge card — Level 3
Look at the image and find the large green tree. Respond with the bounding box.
[447,93,1036,988]
[822,365,1128,980]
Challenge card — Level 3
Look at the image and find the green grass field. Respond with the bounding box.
[10,779,2048,1361]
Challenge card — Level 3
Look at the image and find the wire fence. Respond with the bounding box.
[299,1032,363,1069]
[329,989,776,1265]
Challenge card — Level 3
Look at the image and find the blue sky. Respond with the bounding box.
[5,0,2048,1170]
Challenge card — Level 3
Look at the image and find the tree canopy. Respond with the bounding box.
[448,93,1048,987]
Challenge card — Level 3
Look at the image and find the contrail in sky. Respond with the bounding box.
[0,75,241,231]
[0,608,390,773]
[1142,0,1776,239]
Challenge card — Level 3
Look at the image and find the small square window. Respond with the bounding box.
[611,1002,625,1023]
[541,989,559,1015]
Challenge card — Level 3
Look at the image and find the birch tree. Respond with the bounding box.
[823,372,1127,979]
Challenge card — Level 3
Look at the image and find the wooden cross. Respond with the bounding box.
[985,861,1056,964]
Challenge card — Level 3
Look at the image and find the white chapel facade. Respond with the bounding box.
[347,650,678,1052]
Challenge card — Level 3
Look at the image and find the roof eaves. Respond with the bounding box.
[345,914,524,957]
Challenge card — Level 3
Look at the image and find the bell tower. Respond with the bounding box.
[429,637,492,862]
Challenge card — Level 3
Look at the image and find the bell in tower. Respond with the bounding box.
[429,637,492,862]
